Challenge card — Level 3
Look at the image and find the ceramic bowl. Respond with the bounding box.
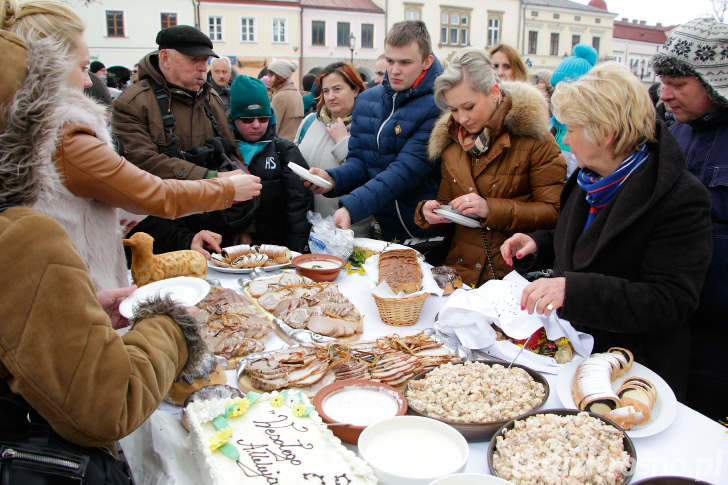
[428,473,512,485]
[632,478,716,485]
[488,408,637,484]
[404,359,549,441]
[358,415,469,485]
[291,253,345,282]
[313,379,407,444]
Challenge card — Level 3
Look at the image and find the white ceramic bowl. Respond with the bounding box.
[358,416,469,485]
[428,473,512,485]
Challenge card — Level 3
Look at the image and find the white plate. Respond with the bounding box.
[119,276,210,318]
[556,356,678,438]
[207,251,301,274]
[433,208,480,228]
[288,162,333,189]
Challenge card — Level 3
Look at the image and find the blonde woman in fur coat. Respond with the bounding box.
[2,0,262,289]
[415,48,566,287]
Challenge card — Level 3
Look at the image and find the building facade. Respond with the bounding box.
[612,18,674,85]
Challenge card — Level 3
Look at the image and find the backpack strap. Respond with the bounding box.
[0,203,16,214]
[296,113,317,145]
[151,82,183,158]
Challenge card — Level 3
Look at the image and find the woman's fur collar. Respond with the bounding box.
[428,81,550,159]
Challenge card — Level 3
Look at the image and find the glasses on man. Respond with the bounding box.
[238,116,270,124]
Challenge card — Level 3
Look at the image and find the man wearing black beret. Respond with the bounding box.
[112,25,259,258]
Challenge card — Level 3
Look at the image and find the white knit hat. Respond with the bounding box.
[267,59,298,80]
[653,17,728,106]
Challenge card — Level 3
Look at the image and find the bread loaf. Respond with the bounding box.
[379,249,421,295]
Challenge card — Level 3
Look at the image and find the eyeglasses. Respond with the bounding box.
[237,116,270,124]
[131,70,137,73]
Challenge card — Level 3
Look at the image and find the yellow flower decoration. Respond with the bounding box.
[292,404,306,417]
[209,427,233,451]
[229,399,250,417]
[270,394,284,407]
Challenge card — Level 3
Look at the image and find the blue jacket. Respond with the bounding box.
[326,57,445,241]
[670,109,728,322]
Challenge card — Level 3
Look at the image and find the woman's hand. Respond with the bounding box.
[333,206,352,230]
[303,167,335,194]
[422,200,450,225]
[229,174,262,201]
[191,230,222,259]
[521,277,566,317]
[451,193,489,219]
[97,286,137,330]
[326,117,348,144]
[501,233,537,266]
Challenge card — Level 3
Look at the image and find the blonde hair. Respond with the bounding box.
[1,0,84,49]
[434,48,498,111]
[551,62,656,158]
[488,43,528,82]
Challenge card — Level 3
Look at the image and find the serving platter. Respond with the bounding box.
[556,357,678,438]
[207,251,300,274]
[119,276,210,318]
[288,162,333,189]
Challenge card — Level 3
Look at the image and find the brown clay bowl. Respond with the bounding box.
[291,253,345,282]
[312,378,407,444]
[632,478,715,485]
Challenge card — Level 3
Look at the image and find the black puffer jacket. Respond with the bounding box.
[234,122,313,253]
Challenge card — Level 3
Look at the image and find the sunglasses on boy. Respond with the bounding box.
[237,116,270,124]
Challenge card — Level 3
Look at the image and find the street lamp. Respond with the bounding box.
[349,32,356,64]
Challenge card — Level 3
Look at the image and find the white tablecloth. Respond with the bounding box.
[120,267,728,484]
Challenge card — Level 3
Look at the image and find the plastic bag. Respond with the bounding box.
[307,211,354,261]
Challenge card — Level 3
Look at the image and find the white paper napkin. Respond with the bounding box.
[434,271,594,374]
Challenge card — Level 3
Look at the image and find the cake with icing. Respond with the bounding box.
[185,390,377,484]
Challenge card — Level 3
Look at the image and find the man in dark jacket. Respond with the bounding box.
[653,17,728,421]
[112,25,258,255]
[207,56,232,111]
[305,20,445,242]
[229,75,313,253]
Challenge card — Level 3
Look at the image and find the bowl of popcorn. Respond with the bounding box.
[404,359,549,441]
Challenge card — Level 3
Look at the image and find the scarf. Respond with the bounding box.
[577,144,651,230]
[320,105,352,127]
[235,140,271,166]
[457,125,492,158]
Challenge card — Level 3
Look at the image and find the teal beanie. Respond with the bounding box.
[551,44,598,86]
[229,75,271,119]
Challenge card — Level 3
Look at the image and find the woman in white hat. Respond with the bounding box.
[267,58,304,141]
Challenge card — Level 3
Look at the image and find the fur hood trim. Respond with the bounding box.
[428,81,550,159]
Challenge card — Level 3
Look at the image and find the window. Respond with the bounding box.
[531,11,539,16]
[592,37,600,55]
[487,14,501,47]
[595,18,601,24]
[240,17,255,42]
[404,3,422,20]
[106,10,124,37]
[550,33,559,56]
[440,8,470,46]
[272,18,287,43]
[572,34,580,49]
[553,13,560,19]
[160,12,177,29]
[312,20,325,46]
[208,16,223,41]
[337,22,350,47]
[361,24,373,48]
[574,16,581,21]
[528,31,538,55]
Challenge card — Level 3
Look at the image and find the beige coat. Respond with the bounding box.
[272,81,304,141]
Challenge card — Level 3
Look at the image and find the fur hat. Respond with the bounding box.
[551,44,598,86]
[653,17,728,107]
[0,31,28,132]
[267,59,298,79]
[230,75,271,119]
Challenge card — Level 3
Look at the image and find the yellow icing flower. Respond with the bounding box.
[292,404,306,417]
[270,394,284,407]
[229,399,250,417]
[209,428,233,450]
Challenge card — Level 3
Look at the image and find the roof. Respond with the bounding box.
[522,0,615,14]
[613,19,675,44]
[300,0,384,13]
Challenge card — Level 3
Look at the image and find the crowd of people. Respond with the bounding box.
[0,0,726,481]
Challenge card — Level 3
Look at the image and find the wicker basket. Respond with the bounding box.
[372,292,429,326]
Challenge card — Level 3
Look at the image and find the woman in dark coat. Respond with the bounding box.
[501,62,713,400]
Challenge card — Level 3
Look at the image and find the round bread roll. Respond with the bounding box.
[167,353,227,406]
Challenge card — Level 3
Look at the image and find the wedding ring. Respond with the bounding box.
[546,303,554,311]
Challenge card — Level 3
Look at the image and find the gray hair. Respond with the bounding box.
[434,48,499,111]
[211,56,231,70]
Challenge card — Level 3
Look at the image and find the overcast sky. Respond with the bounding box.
[581,0,717,26]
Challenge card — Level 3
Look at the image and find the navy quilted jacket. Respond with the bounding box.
[326,56,445,241]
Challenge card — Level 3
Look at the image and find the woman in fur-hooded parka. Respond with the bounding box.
[415,78,566,286]
[0,31,204,451]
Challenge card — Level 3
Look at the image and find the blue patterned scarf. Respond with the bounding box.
[577,144,651,230]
